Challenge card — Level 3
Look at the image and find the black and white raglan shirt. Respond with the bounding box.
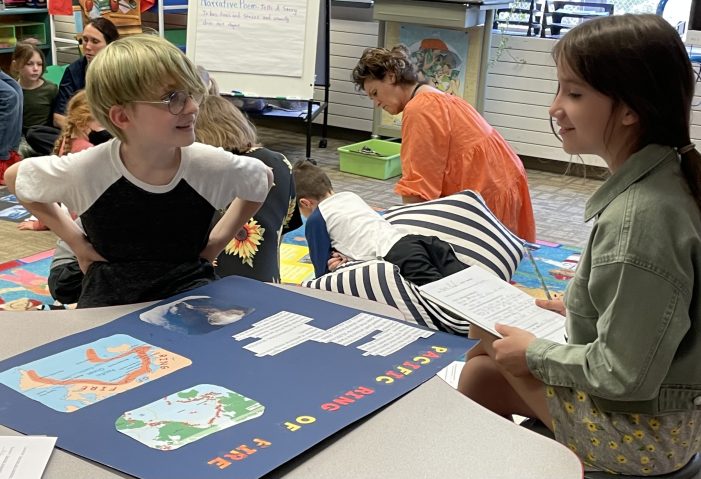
[15,139,271,307]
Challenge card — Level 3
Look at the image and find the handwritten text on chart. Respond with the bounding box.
[199,2,298,30]
[194,0,306,81]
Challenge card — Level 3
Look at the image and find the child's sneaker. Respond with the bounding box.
[0,150,22,186]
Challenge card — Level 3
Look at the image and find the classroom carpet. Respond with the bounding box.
[279,226,581,299]
[0,234,580,311]
[0,250,55,311]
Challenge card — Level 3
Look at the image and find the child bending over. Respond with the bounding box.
[4,35,273,308]
[292,160,466,285]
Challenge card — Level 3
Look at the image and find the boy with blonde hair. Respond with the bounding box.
[4,35,273,307]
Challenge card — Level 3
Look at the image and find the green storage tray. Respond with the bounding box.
[338,139,401,180]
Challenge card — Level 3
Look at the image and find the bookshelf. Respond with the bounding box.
[0,7,51,71]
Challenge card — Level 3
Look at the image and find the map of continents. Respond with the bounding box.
[116,384,265,450]
[0,334,191,412]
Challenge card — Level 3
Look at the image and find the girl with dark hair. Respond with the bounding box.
[459,14,701,476]
[352,45,536,242]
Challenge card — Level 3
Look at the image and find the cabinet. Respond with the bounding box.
[0,7,51,72]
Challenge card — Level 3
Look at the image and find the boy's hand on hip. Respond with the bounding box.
[74,240,107,274]
[199,243,220,264]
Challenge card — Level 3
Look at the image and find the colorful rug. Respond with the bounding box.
[0,235,581,311]
[512,241,580,300]
[280,224,316,284]
[0,249,55,311]
[279,225,582,299]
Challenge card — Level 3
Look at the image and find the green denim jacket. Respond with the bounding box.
[526,144,701,415]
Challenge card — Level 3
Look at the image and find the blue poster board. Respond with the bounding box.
[0,277,475,479]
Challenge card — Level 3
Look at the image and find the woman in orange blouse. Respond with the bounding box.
[352,46,536,242]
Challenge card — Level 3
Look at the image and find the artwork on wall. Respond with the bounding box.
[78,0,143,36]
[380,24,469,129]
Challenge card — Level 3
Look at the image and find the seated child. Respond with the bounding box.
[10,41,57,157]
[292,160,466,286]
[0,70,22,185]
[195,94,302,282]
[459,15,701,476]
[52,90,107,155]
[4,35,273,308]
[18,90,102,231]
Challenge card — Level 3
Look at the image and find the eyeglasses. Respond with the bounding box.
[132,90,204,115]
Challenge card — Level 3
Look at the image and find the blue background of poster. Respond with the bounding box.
[0,277,475,479]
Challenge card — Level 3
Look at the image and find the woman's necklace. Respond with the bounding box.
[410,83,423,100]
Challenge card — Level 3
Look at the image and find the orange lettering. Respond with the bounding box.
[208,457,231,469]
[223,450,247,461]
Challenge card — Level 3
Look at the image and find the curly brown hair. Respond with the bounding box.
[351,45,419,91]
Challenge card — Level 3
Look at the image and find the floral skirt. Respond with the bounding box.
[546,386,701,476]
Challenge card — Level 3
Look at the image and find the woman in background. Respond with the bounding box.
[53,17,119,128]
[195,95,302,282]
[352,46,536,242]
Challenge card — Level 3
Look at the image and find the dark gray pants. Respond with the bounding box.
[383,235,467,286]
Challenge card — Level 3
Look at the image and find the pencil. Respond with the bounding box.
[526,247,552,301]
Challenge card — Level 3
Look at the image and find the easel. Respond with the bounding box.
[240,0,330,162]
[180,0,330,162]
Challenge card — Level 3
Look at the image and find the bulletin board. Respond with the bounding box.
[186,0,324,100]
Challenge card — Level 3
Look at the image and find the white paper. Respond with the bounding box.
[233,311,433,357]
[419,267,567,343]
[0,436,57,479]
[437,360,465,389]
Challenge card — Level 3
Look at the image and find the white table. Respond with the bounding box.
[0,286,583,479]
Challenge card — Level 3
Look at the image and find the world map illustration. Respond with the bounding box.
[0,334,191,412]
[116,384,265,450]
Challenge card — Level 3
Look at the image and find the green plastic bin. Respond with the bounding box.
[338,139,401,180]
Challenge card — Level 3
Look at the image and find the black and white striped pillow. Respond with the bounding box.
[383,190,525,280]
[302,260,470,334]
[300,190,525,333]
